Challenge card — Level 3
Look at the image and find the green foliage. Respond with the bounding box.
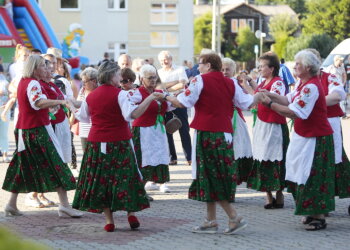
[254,0,306,15]
[303,0,350,41]
[193,12,226,55]
[284,33,337,61]
[228,27,259,62]
[0,227,49,250]
[269,14,299,58]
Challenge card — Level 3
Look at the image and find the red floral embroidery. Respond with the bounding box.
[303,87,310,94]
[297,99,306,108]
[276,81,282,86]
[32,95,39,102]
[129,91,134,96]
[185,89,191,96]
[32,86,38,91]
[191,77,197,83]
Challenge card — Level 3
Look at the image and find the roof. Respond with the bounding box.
[194,3,296,18]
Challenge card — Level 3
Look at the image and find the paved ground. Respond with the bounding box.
[1,111,350,250]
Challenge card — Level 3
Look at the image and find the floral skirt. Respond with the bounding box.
[247,124,289,192]
[188,131,237,202]
[72,140,149,213]
[236,157,253,185]
[132,126,170,183]
[287,135,335,215]
[335,147,350,198]
[2,127,76,193]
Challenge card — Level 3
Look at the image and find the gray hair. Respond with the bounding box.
[98,61,120,85]
[158,50,172,61]
[80,67,98,81]
[140,64,156,77]
[222,57,236,74]
[22,55,45,78]
[295,50,321,76]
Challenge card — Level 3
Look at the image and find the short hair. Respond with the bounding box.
[222,57,236,74]
[121,68,136,82]
[104,52,109,58]
[259,52,280,77]
[158,50,172,61]
[98,61,120,85]
[132,58,145,72]
[199,53,222,72]
[305,48,321,61]
[295,49,321,76]
[31,48,42,54]
[140,64,157,77]
[22,55,45,78]
[80,67,98,81]
[118,54,131,63]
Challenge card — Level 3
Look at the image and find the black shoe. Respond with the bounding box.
[264,198,275,209]
[0,150,2,157]
[348,205,350,216]
[169,160,177,165]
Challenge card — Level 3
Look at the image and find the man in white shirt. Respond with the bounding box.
[157,51,192,190]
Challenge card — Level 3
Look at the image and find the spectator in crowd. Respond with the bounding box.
[158,51,192,170]
[118,54,132,69]
[0,67,10,162]
[279,58,295,93]
[120,68,136,91]
[131,58,145,87]
[97,52,110,67]
[30,49,42,55]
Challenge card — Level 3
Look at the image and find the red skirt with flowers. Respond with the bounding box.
[2,127,76,193]
[335,147,350,198]
[188,131,237,202]
[287,135,335,215]
[72,140,149,213]
[247,124,289,192]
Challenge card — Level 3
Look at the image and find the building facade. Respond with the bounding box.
[37,0,193,66]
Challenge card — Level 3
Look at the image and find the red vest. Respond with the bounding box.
[190,71,235,133]
[294,77,333,137]
[40,81,66,124]
[16,78,50,129]
[86,85,132,142]
[319,71,344,118]
[132,86,167,127]
[257,77,287,124]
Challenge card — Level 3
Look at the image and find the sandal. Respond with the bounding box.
[38,196,55,206]
[192,219,218,234]
[264,198,275,209]
[305,219,327,231]
[25,195,45,208]
[223,216,248,235]
[301,216,313,225]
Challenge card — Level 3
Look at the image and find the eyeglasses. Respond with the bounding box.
[82,79,91,84]
[145,76,158,80]
[120,79,130,84]
[198,62,206,65]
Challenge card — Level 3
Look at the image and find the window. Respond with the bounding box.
[108,42,128,61]
[60,0,79,9]
[150,32,178,47]
[151,3,177,24]
[231,19,238,33]
[108,0,127,10]
[247,19,254,31]
[231,18,254,33]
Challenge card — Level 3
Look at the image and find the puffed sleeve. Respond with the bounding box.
[26,80,47,110]
[177,75,203,108]
[270,80,286,96]
[118,89,138,122]
[75,100,90,123]
[288,83,319,119]
[232,79,254,110]
[328,74,346,100]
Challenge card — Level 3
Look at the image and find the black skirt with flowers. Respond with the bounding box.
[72,140,149,213]
[2,127,76,193]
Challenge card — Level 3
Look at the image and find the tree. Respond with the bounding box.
[228,27,259,63]
[269,14,299,58]
[284,33,337,61]
[303,0,350,41]
[193,12,226,55]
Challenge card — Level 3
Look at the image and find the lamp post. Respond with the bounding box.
[211,0,217,51]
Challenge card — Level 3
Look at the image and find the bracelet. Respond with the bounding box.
[268,101,274,108]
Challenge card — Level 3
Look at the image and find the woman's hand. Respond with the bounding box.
[152,92,165,100]
[260,93,272,106]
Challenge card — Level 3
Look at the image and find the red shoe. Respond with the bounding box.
[104,224,115,232]
[128,215,140,229]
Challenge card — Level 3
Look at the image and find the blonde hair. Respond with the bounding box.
[222,57,236,75]
[22,55,45,78]
[15,44,28,61]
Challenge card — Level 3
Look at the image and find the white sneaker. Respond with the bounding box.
[145,182,159,191]
[160,183,170,193]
